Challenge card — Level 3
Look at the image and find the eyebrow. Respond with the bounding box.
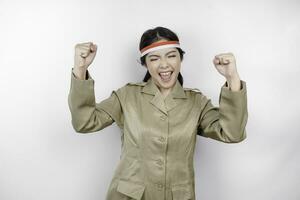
[148,50,177,57]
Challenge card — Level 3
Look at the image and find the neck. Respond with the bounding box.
[159,87,171,99]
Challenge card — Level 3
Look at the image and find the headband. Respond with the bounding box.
[140,41,180,57]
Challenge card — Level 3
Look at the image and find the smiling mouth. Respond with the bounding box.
[159,71,173,81]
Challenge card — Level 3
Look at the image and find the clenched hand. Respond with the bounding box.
[73,42,98,80]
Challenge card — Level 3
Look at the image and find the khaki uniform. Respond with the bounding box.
[68,69,248,200]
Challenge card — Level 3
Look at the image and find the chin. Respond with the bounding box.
[157,76,176,89]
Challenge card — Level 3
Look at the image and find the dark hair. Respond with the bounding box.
[139,26,185,85]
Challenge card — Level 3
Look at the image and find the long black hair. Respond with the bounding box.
[139,26,186,85]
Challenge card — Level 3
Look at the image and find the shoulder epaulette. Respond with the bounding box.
[126,82,147,86]
[183,87,202,94]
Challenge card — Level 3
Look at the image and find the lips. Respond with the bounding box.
[159,71,172,76]
[159,71,173,81]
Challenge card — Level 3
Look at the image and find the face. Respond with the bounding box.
[145,43,181,90]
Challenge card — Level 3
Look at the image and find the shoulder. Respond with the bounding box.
[114,81,145,96]
[183,87,204,103]
[116,81,146,91]
[121,81,147,92]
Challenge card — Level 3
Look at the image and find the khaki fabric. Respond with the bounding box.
[68,69,248,200]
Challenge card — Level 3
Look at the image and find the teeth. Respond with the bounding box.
[160,72,172,76]
[159,71,172,81]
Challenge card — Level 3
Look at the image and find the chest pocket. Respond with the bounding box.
[171,184,193,200]
[116,179,145,200]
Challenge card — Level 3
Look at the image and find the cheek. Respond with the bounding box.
[146,63,158,73]
[169,56,180,64]
[171,59,181,70]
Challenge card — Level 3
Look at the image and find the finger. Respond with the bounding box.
[215,55,220,60]
[214,56,221,63]
[222,58,230,64]
[77,47,90,53]
[215,55,228,65]
[213,57,219,65]
[78,46,90,51]
[216,54,229,60]
[220,57,230,65]
[215,53,234,63]
[222,55,234,64]
[90,44,97,52]
[80,52,88,58]
[220,57,225,65]
[75,43,91,50]
[222,54,234,59]
[78,49,90,58]
[215,55,227,64]
[78,44,93,52]
[81,42,93,47]
[213,58,219,65]
[81,44,97,53]
[216,52,233,57]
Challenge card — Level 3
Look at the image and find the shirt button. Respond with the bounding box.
[160,115,166,121]
[158,136,165,142]
[156,159,163,166]
[157,183,164,190]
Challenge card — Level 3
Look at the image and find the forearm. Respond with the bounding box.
[226,74,241,91]
[72,67,87,80]
[68,69,114,133]
[198,80,248,143]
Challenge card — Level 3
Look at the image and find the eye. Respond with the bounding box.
[150,58,158,61]
[168,55,176,58]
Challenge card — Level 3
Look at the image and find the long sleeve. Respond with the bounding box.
[68,68,124,133]
[197,80,248,143]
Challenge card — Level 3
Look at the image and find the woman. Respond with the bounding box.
[68,26,248,200]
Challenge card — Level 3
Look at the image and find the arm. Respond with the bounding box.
[197,80,248,143]
[68,68,124,133]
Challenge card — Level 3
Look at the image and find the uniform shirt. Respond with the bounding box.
[68,69,248,200]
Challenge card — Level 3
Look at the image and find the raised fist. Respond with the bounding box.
[74,42,97,70]
[213,52,239,79]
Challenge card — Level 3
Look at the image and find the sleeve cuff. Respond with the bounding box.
[222,80,246,92]
[71,68,92,80]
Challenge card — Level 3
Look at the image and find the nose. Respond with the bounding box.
[160,58,168,68]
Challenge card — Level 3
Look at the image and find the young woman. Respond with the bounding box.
[68,26,248,200]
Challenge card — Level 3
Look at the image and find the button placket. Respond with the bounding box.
[153,113,168,192]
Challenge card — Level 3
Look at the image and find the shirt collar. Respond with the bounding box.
[141,77,187,99]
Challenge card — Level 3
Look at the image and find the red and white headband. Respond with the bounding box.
[140,41,180,57]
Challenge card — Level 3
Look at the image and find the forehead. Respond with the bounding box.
[147,47,179,56]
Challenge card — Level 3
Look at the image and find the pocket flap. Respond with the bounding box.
[117,179,145,200]
[171,184,193,200]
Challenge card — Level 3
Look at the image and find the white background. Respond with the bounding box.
[1,0,300,199]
